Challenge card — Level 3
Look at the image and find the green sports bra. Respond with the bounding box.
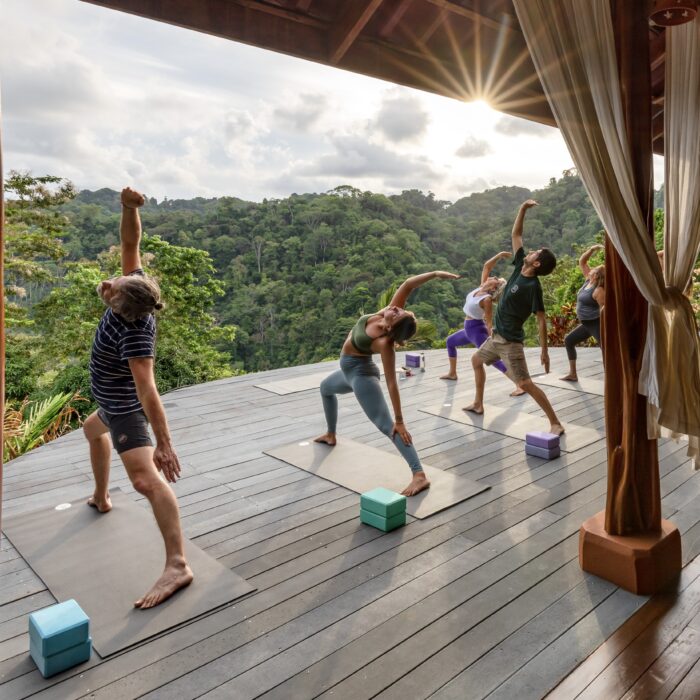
[351,314,377,355]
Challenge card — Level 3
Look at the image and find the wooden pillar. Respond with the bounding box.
[578,0,681,595]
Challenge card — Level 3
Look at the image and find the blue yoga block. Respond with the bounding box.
[405,352,421,368]
[28,600,90,657]
[525,431,560,450]
[30,636,92,678]
[360,487,406,518]
[525,443,561,460]
[360,508,406,532]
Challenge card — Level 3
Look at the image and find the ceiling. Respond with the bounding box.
[81,0,667,153]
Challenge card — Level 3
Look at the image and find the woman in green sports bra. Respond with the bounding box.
[315,270,459,497]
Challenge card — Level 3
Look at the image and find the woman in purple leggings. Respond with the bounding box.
[440,251,524,396]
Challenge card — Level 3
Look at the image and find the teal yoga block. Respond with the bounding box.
[360,508,406,532]
[30,636,92,678]
[29,599,90,657]
[360,487,406,519]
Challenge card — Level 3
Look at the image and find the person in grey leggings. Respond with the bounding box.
[315,269,459,497]
[561,244,605,381]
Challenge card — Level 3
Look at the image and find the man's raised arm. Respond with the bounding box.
[120,187,145,275]
[511,199,538,254]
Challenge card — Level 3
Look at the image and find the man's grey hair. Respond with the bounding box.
[112,275,164,321]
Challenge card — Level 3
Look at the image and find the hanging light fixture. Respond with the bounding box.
[649,0,698,26]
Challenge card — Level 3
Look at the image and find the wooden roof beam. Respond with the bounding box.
[379,0,414,38]
[426,0,517,34]
[329,0,385,65]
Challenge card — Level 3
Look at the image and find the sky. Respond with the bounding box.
[0,0,664,204]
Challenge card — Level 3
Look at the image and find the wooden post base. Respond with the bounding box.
[579,511,682,595]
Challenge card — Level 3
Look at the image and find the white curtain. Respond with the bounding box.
[511,0,700,464]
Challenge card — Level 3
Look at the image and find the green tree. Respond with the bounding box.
[4,172,76,400]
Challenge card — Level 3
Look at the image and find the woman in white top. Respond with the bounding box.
[441,251,524,395]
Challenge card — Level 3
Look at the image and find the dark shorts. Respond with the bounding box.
[97,408,153,454]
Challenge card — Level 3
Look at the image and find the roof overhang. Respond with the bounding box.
[81,0,667,154]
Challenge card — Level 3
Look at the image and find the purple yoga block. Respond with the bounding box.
[405,353,421,368]
[525,431,560,449]
[525,443,561,460]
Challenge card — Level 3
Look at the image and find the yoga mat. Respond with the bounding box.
[256,365,384,395]
[419,403,604,452]
[533,373,605,397]
[265,439,489,519]
[2,490,255,657]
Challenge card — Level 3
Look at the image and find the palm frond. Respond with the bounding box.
[3,392,83,462]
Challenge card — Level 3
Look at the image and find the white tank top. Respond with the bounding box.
[463,289,489,319]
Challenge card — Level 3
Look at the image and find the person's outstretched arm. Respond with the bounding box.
[378,342,412,446]
[536,311,550,373]
[480,251,511,284]
[120,187,146,274]
[511,199,538,254]
[579,244,604,278]
[390,270,459,309]
[129,357,181,482]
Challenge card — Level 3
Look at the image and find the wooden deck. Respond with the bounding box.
[2,347,700,699]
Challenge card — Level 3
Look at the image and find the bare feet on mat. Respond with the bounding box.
[314,432,337,446]
[550,423,565,436]
[462,403,484,415]
[440,373,458,381]
[87,494,112,513]
[559,374,578,382]
[135,559,193,609]
[510,387,526,397]
[401,471,431,497]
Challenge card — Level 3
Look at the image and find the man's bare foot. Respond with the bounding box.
[559,375,578,382]
[135,559,193,609]
[550,423,565,436]
[314,432,337,446]
[510,387,526,397]
[462,403,484,415]
[87,495,112,513]
[401,471,431,497]
[440,374,458,381]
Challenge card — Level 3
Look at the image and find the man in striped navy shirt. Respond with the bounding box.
[83,186,193,609]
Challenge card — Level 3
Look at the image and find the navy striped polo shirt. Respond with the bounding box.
[89,270,156,415]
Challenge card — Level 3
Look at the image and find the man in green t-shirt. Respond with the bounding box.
[463,199,564,436]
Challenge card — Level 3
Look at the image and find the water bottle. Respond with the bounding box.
[420,352,426,372]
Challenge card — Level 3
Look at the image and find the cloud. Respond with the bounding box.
[301,135,439,181]
[494,116,556,137]
[453,177,492,195]
[455,136,492,158]
[373,91,430,143]
[272,94,328,131]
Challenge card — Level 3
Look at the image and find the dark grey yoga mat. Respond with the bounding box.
[2,489,255,657]
[265,438,489,518]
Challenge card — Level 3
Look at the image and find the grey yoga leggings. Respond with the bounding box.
[320,354,423,473]
[564,318,601,360]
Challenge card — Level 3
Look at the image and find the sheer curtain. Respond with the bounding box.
[512,0,700,465]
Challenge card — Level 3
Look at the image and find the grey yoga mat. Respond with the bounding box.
[419,403,604,452]
[2,489,255,657]
[265,438,489,519]
[532,373,605,397]
[255,365,384,395]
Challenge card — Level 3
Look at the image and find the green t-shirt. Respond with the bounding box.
[494,247,545,343]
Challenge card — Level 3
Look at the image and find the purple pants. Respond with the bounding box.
[446,319,507,373]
